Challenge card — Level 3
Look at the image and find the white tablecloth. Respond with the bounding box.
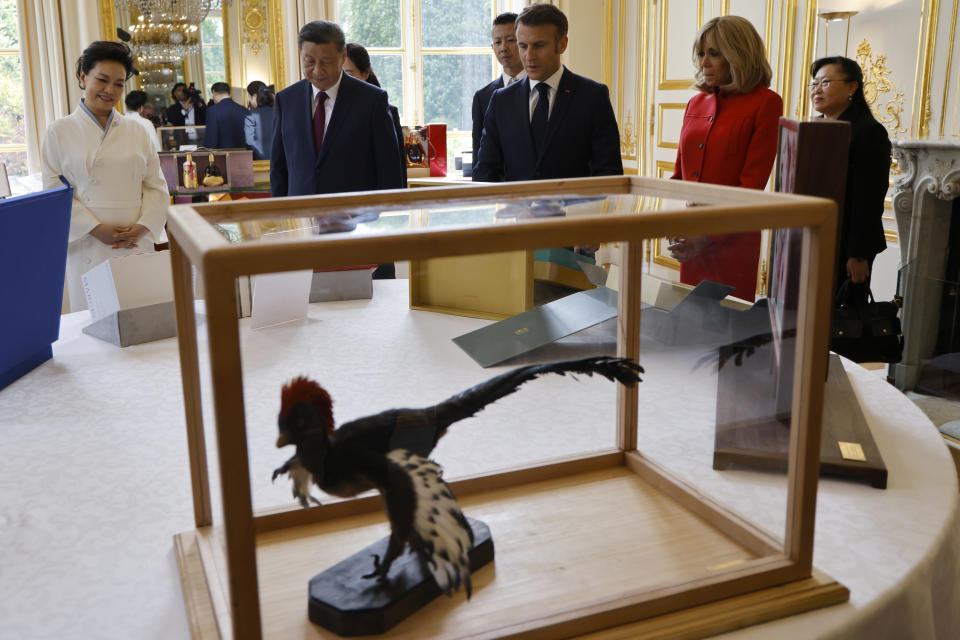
[0,281,957,639]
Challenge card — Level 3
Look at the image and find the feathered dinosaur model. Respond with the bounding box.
[272,356,643,599]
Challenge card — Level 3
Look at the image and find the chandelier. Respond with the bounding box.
[121,0,218,65]
[127,0,217,25]
[137,62,178,89]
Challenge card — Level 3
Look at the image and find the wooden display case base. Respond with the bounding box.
[174,453,848,639]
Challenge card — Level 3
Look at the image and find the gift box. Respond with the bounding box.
[427,123,446,177]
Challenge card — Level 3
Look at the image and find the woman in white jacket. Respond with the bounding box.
[42,41,169,312]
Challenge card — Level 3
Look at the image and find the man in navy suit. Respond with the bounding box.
[473,4,622,182]
[205,82,249,149]
[471,12,524,165]
[270,20,403,197]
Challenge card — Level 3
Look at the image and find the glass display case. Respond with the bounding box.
[158,125,207,151]
[167,175,845,639]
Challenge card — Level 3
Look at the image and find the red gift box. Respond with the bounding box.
[427,123,447,177]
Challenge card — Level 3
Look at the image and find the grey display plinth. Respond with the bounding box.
[309,269,374,303]
[82,301,177,347]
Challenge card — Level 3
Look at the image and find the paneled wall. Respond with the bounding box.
[599,0,960,302]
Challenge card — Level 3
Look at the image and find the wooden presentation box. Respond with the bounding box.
[166,176,845,639]
[159,148,255,194]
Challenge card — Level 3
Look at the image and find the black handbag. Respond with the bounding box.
[830,279,903,363]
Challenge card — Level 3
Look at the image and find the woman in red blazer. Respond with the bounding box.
[668,16,782,302]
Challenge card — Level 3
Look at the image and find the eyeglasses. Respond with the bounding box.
[808,78,849,90]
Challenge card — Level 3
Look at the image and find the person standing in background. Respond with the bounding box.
[244,81,275,160]
[123,90,161,152]
[471,12,524,165]
[343,42,406,188]
[41,41,169,312]
[270,20,402,197]
[472,3,622,182]
[205,82,249,149]
[667,15,782,302]
[809,56,890,288]
[165,82,206,126]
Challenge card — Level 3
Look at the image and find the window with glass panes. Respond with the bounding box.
[201,10,226,97]
[0,0,26,176]
[336,0,498,167]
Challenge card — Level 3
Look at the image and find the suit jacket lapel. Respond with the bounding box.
[317,73,351,166]
[538,68,574,166]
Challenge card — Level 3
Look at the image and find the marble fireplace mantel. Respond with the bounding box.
[891,138,960,390]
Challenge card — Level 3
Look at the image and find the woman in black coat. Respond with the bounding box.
[344,43,407,189]
[810,56,891,287]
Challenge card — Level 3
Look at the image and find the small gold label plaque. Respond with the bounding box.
[838,441,866,462]
[514,327,529,335]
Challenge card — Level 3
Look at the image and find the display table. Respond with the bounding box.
[0,281,957,639]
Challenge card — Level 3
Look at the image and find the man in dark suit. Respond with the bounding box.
[473,4,622,182]
[471,12,524,165]
[165,82,206,126]
[205,82,249,149]
[270,20,403,198]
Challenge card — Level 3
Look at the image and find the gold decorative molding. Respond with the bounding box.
[221,1,232,89]
[241,0,267,55]
[913,0,940,137]
[780,2,797,119]
[856,40,906,137]
[617,0,625,151]
[658,0,694,90]
[636,0,648,175]
[652,240,681,270]
[765,0,773,58]
[656,103,686,150]
[919,93,933,138]
[99,0,117,42]
[655,159,673,178]
[797,0,818,118]
[602,0,612,88]
[940,0,958,136]
[268,0,285,89]
[620,110,638,159]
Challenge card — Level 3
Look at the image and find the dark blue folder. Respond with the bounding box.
[0,179,73,390]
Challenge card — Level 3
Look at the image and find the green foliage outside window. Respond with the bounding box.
[336,0,496,136]
[421,0,491,48]
[370,54,403,118]
[338,0,401,48]
[201,16,225,98]
[0,0,16,48]
[0,0,26,175]
[201,16,223,45]
[423,54,490,131]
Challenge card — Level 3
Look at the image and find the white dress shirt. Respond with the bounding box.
[502,69,526,87]
[528,65,564,122]
[312,72,343,133]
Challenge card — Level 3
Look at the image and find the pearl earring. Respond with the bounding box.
[848,95,853,101]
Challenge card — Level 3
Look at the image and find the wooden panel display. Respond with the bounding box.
[166,176,844,639]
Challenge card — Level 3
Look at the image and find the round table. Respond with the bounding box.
[0,281,957,639]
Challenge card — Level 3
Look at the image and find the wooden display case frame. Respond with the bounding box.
[167,175,846,639]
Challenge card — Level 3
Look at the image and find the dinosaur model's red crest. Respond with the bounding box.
[280,377,335,435]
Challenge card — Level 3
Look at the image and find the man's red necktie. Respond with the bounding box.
[313,91,328,154]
